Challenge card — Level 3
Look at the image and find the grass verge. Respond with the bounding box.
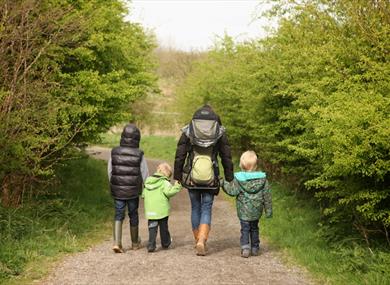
[0,156,112,284]
[261,183,390,285]
[98,133,177,162]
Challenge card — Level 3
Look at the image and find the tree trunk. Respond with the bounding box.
[1,174,23,207]
[1,176,11,207]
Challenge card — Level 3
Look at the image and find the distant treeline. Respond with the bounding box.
[178,0,390,240]
[154,47,205,82]
[0,0,156,206]
[131,47,204,133]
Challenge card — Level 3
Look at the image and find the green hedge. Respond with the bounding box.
[177,0,390,237]
[0,0,156,204]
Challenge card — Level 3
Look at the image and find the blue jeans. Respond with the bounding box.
[188,190,214,229]
[114,198,139,226]
[240,219,260,249]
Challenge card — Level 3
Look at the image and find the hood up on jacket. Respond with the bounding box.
[144,173,169,191]
[120,124,140,148]
[181,105,225,148]
[234,171,267,194]
[192,105,222,124]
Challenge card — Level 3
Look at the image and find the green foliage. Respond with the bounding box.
[260,184,390,284]
[260,183,390,285]
[0,0,156,204]
[177,0,390,237]
[0,157,112,283]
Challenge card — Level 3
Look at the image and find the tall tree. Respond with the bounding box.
[0,0,156,206]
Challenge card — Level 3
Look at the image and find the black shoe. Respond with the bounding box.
[251,248,259,256]
[162,238,173,250]
[147,246,156,253]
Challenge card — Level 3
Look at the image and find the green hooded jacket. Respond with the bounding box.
[142,173,181,220]
[222,171,272,221]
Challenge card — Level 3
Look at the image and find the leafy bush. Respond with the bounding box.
[0,0,156,205]
[260,183,390,284]
[177,0,390,237]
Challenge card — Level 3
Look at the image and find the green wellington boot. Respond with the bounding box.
[130,226,141,250]
[112,221,124,253]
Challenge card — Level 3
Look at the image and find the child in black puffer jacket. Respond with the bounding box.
[108,124,149,253]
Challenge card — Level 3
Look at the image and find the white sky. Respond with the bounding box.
[127,0,272,51]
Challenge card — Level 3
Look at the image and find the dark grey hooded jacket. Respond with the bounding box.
[174,105,234,184]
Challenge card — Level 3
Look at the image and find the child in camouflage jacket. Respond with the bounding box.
[222,150,272,258]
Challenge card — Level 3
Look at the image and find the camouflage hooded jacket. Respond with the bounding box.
[222,171,272,221]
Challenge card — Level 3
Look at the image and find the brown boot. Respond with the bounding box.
[196,224,210,256]
[192,228,199,248]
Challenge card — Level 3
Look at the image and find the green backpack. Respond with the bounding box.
[182,118,224,189]
[190,146,215,185]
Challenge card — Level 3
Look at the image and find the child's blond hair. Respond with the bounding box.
[157,162,172,178]
[239,151,258,171]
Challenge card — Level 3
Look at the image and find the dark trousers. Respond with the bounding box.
[114,198,139,226]
[240,219,260,249]
[148,216,171,250]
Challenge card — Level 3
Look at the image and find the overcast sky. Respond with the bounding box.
[127,0,272,51]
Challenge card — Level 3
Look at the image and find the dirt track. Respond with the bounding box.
[41,146,312,285]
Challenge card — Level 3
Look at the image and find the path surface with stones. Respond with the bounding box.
[41,146,313,285]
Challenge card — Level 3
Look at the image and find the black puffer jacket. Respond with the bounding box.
[174,105,234,185]
[110,124,144,200]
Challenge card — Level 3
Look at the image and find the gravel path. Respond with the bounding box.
[41,146,313,285]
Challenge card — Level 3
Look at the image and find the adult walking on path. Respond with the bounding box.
[174,105,234,255]
[42,146,312,285]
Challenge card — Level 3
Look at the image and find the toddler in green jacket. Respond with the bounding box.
[142,162,182,252]
[222,150,272,258]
